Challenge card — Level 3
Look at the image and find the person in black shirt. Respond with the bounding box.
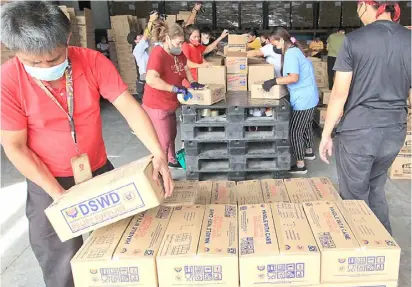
[320,1,411,234]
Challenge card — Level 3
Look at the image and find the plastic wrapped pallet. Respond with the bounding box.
[268,1,291,27]
[342,1,361,27]
[318,1,342,28]
[291,1,314,28]
[399,1,412,26]
[164,1,188,15]
[216,1,239,28]
[240,2,263,29]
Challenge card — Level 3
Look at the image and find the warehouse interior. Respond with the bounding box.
[0,1,411,287]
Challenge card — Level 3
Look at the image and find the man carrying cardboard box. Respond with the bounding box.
[0,2,173,287]
[320,1,411,234]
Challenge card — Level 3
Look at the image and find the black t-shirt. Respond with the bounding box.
[334,20,411,132]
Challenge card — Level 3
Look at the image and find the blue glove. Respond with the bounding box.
[190,82,205,90]
[172,85,188,95]
[183,91,193,101]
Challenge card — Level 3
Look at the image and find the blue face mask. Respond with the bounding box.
[24,52,68,81]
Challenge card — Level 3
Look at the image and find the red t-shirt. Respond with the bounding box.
[143,46,188,111]
[1,47,128,177]
[182,42,206,87]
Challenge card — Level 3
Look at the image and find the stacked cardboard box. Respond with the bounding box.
[226,51,248,92]
[291,1,314,28]
[110,15,139,94]
[107,29,119,70]
[389,108,412,179]
[197,58,227,91]
[58,6,81,47]
[1,43,14,64]
[311,59,328,88]
[76,8,95,49]
[248,63,288,99]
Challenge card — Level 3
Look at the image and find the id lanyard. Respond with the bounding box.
[33,61,79,154]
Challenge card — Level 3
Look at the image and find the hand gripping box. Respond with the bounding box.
[238,203,320,287]
[302,201,400,284]
[261,179,290,203]
[156,204,239,287]
[308,177,342,201]
[236,180,265,205]
[71,206,173,287]
[284,178,318,203]
[178,84,226,106]
[211,181,237,204]
[45,156,165,242]
[250,84,289,100]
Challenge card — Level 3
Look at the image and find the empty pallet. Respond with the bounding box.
[186,170,289,181]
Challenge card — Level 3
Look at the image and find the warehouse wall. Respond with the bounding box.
[91,1,111,29]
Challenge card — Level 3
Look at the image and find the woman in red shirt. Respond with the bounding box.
[143,21,204,168]
[182,25,229,87]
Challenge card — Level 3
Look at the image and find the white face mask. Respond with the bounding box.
[24,49,68,81]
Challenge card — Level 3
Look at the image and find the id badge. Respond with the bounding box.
[71,154,93,184]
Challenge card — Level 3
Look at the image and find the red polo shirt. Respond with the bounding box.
[1,47,128,177]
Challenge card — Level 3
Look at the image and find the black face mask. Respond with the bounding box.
[273,46,282,54]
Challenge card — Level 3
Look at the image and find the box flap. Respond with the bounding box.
[271,203,319,254]
[198,205,238,257]
[309,177,342,201]
[226,51,248,58]
[236,180,264,205]
[284,178,318,203]
[340,200,400,249]
[196,181,213,204]
[113,206,173,259]
[302,201,359,251]
[211,181,237,204]
[157,205,205,258]
[72,218,132,262]
[261,179,290,203]
[238,204,279,257]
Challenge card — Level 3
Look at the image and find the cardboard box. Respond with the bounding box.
[389,153,412,180]
[250,84,288,100]
[196,181,213,205]
[248,57,267,65]
[316,281,398,287]
[227,74,247,91]
[178,84,226,105]
[238,203,320,286]
[198,66,227,90]
[211,181,237,204]
[408,108,412,131]
[261,179,290,203]
[315,107,327,125]
[204,56,225,66]
[400,131,412,154]
[225,51,248,74]
[312,61,328,88]
[236,180,264,204]
[303,201,400,284]
[165,14,177,27]
[163,181,199,206]
[107,29,115,42]
[309,177,342,201]
[157,204,239,287]
[71,206,173,287]
[45,156,164,242]
[284,178,318,203]
[248,64,275,90]
[227,34,247,52]
[177,11,191,22]
[322,89,331,105]
[76,8,93,27]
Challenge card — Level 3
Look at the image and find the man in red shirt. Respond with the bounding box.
[0,2,173,287]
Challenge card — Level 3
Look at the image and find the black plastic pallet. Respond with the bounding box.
[184,154,291,173]
[184,139,290,157]
[186,170,289,181]
[181,96,290,125]
[181,122,289,141]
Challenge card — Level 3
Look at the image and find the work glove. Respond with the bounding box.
[172,85,193,101]
[190,82,205,90]
[262,78,277,92]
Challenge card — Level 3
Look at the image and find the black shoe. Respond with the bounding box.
[304,152,316,160]
[168,162,183,169]
[289,165,308,174]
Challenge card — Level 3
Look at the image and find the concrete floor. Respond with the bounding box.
[1,100,411,287]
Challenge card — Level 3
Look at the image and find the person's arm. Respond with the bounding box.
[274,74,299,85]
[185,3,201,26]
[1,129,64,199]
[185,65,195,83]
[143,12,158,41]
[247,49,264,58]
[133,40,149,63]
[203,30,229,54]
[146,69,175,92]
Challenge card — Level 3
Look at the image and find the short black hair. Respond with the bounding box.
[248,29,258,37]
[201,26,212,35]
[338,27,346,33]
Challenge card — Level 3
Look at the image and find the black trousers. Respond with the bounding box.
[136,79,146,101]
[290,108,315,161]
[335,125,406,234]
[327,56,336,90]
[26,161,114,287]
